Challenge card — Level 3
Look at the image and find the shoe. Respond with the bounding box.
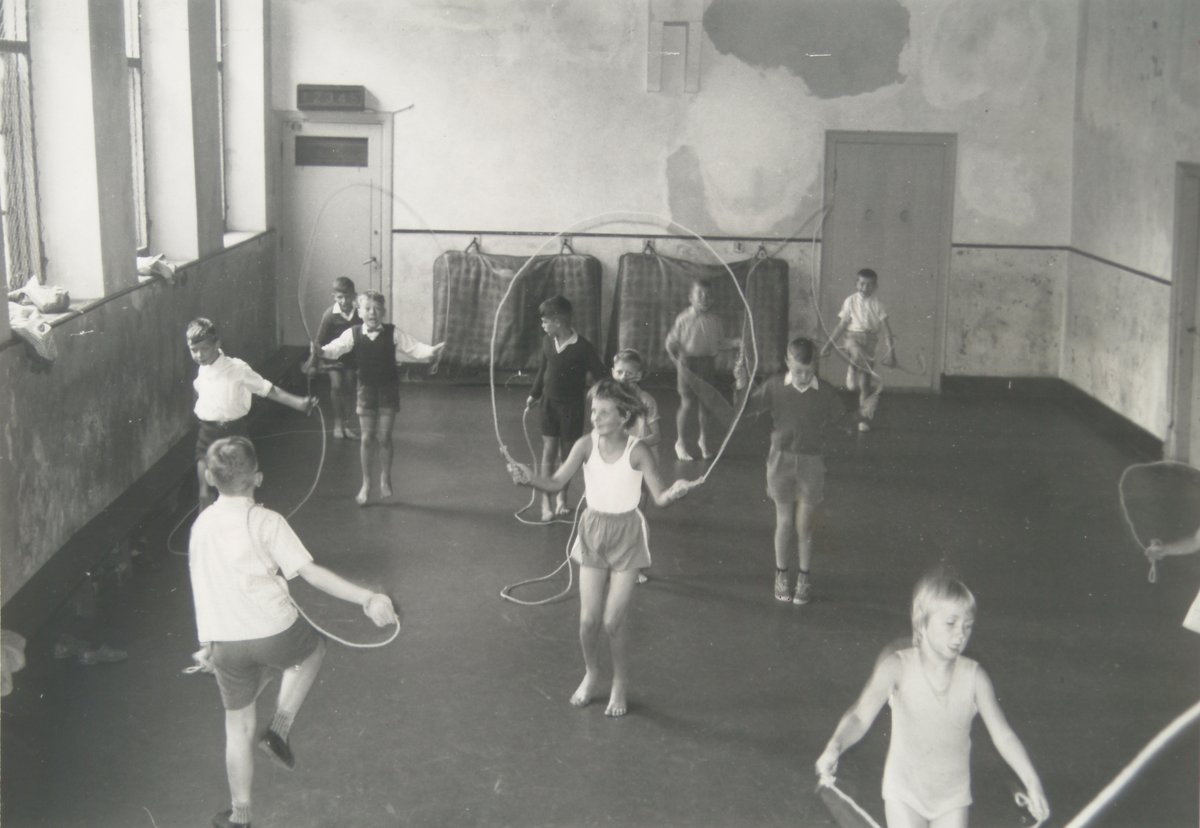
[774,570,790,602]
[636,572,649,584]
[212,809,251,828]
[257,729,295,771]
[857,421,871,432]
[793,578,813,605]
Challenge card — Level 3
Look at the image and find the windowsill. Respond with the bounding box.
[2,229,273,354]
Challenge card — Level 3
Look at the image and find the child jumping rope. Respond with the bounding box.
[815,569,1049,828]
[310,290,444,505]
[821,268,896,432]
[508,379,697,717]
[313,276,361,439]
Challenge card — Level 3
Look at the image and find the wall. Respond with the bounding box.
[0,235,275,604]
[1065,0,1200,437]
[271,0,1077,373]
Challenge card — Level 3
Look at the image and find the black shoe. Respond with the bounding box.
[212,809,251,828]
[257,729,295,770]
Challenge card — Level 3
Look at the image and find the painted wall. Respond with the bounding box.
[271,0,1078,374]
[0,236,276,604]
[1066,0,1200,436]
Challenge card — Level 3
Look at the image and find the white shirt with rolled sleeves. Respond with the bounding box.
[837,293,888,334]
[320,325,440,362]
[193,353,275,422]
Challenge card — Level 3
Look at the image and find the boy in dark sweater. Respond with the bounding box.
[526,295,606,521]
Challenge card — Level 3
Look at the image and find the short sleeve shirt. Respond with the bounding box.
[837,293,888,334]
[193,354,274,421]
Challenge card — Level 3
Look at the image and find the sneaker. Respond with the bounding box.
[257,729,295,771]
[774,570,790,602]
[857,421,871,432]
[793,578,813,605]
[212,810,251,828]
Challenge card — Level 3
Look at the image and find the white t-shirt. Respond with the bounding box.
[189,495,313,642]
[193,353,274,421]
[837,293,888,334]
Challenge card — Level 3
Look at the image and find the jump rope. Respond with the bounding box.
[492,211,766,605]
[1117,459,1200,583]
[179,182,444,664]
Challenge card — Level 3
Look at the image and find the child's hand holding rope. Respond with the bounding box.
[362,593,399,628]
[507,461,533,486]
[662,478,701,504]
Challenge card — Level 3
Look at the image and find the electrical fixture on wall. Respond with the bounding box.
[647,0,702,92]
[296,84,368,112]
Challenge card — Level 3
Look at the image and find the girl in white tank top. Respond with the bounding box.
[508,379,700,718]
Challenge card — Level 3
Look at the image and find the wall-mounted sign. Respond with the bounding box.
[296,84,367,112]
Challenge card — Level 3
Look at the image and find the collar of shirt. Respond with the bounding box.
[361,324,384,340]
[553,331,579,354]
[783,372,819,393]
[332,305,355,321]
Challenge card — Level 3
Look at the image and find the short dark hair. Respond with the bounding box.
[856,268,878,281]
[539,295,573,320]
[786,336,816,365]
[206,436,258,489]
[186,318,218,345]
[333,276,356,294]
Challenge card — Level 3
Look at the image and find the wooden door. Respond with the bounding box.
[819,132,956,390]
[276,114,391,346]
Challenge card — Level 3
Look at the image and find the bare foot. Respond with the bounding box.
[675,442,693,462]
[570,674,599,708]
[605,684,628,718]
[379,477,393,499]
[540,497,554,523]
[355,486,369,506]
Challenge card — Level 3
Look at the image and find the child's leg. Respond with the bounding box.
[357,412,378,505]
[377,409,396,498]
[794,497,817,573]
[272,637,326,735]
[773,499,797,571]
[601,568,639,717]
[539,436,560,521]
[675,391,694,461]
[697,401,712,458]
[883,799,935,828]
[554,441,570,513]
[223,702,257,818]
[341,370,358,436]
[572,564,608,707]
[328,369,347,433]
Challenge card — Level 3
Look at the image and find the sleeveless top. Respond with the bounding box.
[582,433,642,514]
[353,325,398,387]
[882,648,977,819]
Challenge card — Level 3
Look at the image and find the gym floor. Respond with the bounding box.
[2,382,1197,827]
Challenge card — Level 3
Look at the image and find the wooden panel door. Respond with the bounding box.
[819,132,956,390]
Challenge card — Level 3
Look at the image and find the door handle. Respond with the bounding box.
[362,256,379,266]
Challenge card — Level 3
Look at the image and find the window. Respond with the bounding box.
[124,0,148,252]
[216,0,226,227]
[0,0,41,290]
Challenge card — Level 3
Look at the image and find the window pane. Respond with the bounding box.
[1,50,41,290]
[128,67,147,251]
[123,0,140,59]
[0,0,28,42]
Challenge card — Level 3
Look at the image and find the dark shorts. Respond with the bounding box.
[211,617,322,710]
[540,396,585,444]
[676,355,717,399]
[357,383,399,414]
[766,449,825,505]
[196,418,250,462]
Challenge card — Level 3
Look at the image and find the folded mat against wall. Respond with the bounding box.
[607,252,788,375]
[432,249,601,371]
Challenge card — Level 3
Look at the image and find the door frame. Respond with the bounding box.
[273,109,394,332]
[820,130,957,391]
[1166,161,1200,462]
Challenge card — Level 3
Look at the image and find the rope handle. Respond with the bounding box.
[755,242,768,259]
[642,239,656,256]
[560,237,575,255]
[465,236,481,254]
[1014,792,1048,828]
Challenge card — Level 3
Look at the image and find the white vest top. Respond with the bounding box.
[582,432,643,514]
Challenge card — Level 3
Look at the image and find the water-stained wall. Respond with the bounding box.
[272,0,1078,376]
[1066,0,1200,436]
[0,236,276,604]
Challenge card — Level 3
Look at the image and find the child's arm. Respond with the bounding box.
[821,318,849,356]
[1147,528,1200,562]
[527,343,547,406]
[880,318,897,367]
[641,414,661,448]
[296,562,399,627]
[309,327,356,372]
[815,652,899,780]
[975,666,1050,822]
[393,329,444,362]
[509,434,590,493]
[631,441,697,506]
[266,384,318,415]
